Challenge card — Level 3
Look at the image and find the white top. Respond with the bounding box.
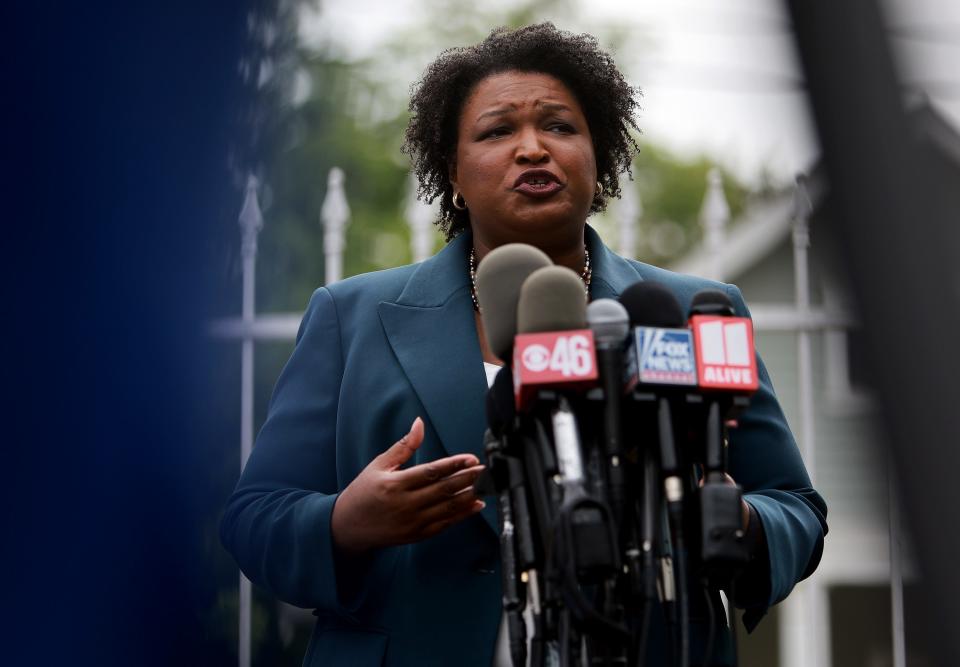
[484,362,502,389]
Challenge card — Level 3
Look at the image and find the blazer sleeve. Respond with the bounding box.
[723,283,828,630]
[219,287,396,616]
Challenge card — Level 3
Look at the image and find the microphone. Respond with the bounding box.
[586,298,630,454]
[482,367,546,667]
[586,299,630,526]
[689,289,759,395]
[515,266,595,488]
[512,266,598,414]
[619,281,692,667]
[619,281,692,479]
[620,283,697,395]
[485,367,538,571]
[516,266,625,644]
[481,382,528,667]
[687,288,758,473]
[474,243,553,361]
[687,289,756,579]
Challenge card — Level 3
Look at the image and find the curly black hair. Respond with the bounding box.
[403,23,642,240]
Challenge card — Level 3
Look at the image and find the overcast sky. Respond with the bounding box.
[300,0,960,187]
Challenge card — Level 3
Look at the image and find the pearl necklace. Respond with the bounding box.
[469,246,592,312]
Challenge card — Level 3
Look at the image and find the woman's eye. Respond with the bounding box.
[548,123,575,134]
[481,127,510,139]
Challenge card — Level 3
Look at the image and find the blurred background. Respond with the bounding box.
[7,0,955,665]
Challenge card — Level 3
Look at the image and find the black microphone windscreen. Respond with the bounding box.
[586,298,630,346]
[516,266,587,334]
[475,244,553,360]
[486,365,515,436]
[619,281,685,327]
[689,289,736,316]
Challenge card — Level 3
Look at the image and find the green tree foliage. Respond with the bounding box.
[632,141,748,264]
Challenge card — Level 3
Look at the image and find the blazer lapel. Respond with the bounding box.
[378,233,497,532]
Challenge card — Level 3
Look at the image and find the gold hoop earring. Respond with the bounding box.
[595,181,604,197]
[451,190,467,211]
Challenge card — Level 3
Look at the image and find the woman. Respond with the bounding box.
[221,24,827,666]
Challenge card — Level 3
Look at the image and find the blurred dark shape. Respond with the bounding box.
[1,2,252,665]
[786,2,960,665]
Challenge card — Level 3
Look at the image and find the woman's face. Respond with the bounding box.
[450,71,597,251]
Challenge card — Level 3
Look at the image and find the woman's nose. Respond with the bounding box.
[514,127,549,164]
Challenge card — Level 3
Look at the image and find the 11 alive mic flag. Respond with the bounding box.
[690,315,759,392]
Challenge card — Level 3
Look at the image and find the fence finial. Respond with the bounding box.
[321,167,350,283]
[405,173,435,263]
[791,173,813,250]
[700,167,730,280]
[238,174,264,260]
[616,179,642,260]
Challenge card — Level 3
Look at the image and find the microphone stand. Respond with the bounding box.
[485,430,529,667]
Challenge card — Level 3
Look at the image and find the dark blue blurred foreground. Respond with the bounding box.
[1,3,251,664]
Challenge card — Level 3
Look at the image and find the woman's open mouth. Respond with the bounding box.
[513,169,565,198]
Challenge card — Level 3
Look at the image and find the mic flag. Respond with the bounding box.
[629,326,698,388]
[620,281,697,391]
[512,329,598,410]
[512,265,598,410]
[689,315,758,392]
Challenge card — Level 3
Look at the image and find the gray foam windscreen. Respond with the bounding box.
[475,243,553,359]
[516,266,587,334]
[689,288,735,316]
[586,298,630,346]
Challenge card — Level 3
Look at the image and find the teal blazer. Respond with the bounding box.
[221,227,827,666]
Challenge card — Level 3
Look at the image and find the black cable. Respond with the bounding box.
[729,581,739,666]
[559,607,571,667]
[702,583,716,667]
[653,396,688,667]
[529,602,545,667]
[633,598,653,667]
[671,523,689,667]
[632,451,658,667]
[552,498,629,642]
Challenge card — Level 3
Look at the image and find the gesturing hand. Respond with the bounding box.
[331,417,486,556]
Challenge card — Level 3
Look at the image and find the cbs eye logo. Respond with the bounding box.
[521,344,551,372]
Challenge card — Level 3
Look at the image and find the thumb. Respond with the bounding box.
[376,417,424,470]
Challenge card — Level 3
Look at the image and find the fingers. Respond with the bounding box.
[394,452,481,490]
[416,487,486,538]
[375,417,425,470]
[407,464,485,507]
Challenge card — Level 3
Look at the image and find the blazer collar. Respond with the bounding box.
[584,224,644,300]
